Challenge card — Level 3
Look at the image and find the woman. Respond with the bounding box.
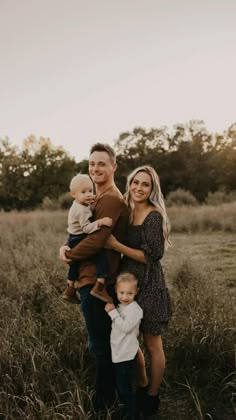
[106,165,172,417]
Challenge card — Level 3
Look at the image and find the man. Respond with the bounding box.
[60,143,129,411]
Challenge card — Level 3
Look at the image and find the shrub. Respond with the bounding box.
[205,190,236,205]
[166,189,198,207]
[41,196,60,210]
[58,192,73,209]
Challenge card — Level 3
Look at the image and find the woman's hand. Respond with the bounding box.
[59,245,72,263]
[105,234,119,250]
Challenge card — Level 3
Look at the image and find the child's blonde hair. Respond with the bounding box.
[116,272,139,288]
[69,174,92,193]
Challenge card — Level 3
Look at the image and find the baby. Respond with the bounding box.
[62,173,113,304]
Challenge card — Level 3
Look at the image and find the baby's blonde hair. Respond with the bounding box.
[69,174,92,193]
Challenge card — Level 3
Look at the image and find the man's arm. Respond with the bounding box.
[66,194,122,261]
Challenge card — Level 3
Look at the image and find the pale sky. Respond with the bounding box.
[1,0,236,161]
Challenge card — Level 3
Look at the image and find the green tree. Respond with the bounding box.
[114,126,169,193]
[113,120,236,201]
[0,136,78,210]
[0,137,30,210]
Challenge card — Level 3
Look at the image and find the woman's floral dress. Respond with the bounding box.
[121,211,172,335]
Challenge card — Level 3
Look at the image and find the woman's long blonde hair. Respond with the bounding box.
[124,166,171,249]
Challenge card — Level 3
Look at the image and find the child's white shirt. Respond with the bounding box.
[67,200,99,235]
[108,301,143,363]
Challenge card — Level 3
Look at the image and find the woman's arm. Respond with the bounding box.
[105,235,147,264]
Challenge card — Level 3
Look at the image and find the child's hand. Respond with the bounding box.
[87,195,96,204]
[105,303,115,312]
[89,195,96,203]
[99,217,113,227]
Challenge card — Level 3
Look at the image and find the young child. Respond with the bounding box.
[62,173,113,304]
[105,272,143,420]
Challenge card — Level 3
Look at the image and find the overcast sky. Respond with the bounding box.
[1,0,236,161]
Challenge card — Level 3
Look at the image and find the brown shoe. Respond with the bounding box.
[90,282,113,303]
[62,285,81,304]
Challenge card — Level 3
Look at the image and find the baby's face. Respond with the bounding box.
[73,179,95,205]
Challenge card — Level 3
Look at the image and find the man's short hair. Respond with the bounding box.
[90,143,116,163]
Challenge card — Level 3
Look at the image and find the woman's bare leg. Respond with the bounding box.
[143,334,165,395]
[135,347,148,387]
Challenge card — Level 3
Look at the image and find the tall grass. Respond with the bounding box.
[0,209,235,419]
[168,202,236,233]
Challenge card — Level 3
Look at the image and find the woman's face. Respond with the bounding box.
[130,171,152,204]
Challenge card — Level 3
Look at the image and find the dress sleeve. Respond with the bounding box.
[141,211,165,262]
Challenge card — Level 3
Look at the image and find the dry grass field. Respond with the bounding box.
[0,208,235,419]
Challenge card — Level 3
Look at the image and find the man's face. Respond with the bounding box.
[89,151,116,185]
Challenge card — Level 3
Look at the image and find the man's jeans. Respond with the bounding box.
[79,284,116,410]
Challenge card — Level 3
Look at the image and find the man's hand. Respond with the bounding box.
[105,303,115,313]
[59,245,72,263]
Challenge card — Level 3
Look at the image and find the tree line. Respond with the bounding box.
[1,120,236,210]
